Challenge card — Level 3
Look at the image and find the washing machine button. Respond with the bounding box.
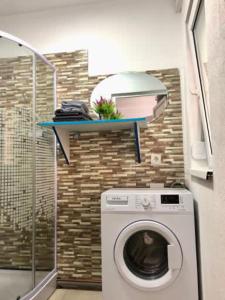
[141,198,151,209]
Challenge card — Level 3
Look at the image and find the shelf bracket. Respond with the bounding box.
[134,122,141,163]
[43,118,147,165]
[53,127,70,165]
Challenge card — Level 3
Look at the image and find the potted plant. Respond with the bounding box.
[94,97,122,120]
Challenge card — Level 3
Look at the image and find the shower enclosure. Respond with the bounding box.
[0,31,56,300]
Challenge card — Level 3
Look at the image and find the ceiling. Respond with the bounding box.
[0,0,181,17]
[0,0,106,16]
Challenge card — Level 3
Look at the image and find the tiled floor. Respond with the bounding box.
[49,289,103,300]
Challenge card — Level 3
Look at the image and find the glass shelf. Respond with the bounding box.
[38,117,149,164]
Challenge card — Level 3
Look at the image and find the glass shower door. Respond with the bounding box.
[0,36,34,300]
[34,56,56,286]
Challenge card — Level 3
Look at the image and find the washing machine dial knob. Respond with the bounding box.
[141,198,150,209]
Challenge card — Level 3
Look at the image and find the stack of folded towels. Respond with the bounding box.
[53,100,92,122]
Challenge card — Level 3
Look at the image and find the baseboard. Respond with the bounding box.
[57,280,102,291]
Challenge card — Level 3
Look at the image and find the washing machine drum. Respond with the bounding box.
[114,220,183,291]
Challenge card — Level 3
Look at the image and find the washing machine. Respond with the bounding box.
[101,188,199,300]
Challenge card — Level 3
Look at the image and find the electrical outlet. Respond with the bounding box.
[151,153,161,166]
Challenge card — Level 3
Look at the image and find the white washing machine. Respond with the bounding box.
[101,188,199,300]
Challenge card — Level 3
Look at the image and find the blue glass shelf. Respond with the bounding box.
[38,117,149,164]
[39,117,148,131]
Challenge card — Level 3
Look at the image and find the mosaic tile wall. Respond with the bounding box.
[0,55,34,269]
[0,109,33,230]
[35,57,55,272]
[46,50,184,285]
[35,127,55,271]
[0,55,55,271]
[0,108,33,269]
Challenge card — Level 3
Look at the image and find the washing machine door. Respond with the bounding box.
[114,220,183,291]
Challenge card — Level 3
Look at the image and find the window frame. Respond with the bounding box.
[186,0,213,171]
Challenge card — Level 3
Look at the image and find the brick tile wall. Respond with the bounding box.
[46,50,184,284]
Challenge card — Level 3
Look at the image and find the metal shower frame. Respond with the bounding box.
[0,30,57,300]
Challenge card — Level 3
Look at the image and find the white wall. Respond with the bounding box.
[182,36,214,299]
[182,0,225,300]
[205,0,225,298]
[0,0,183,76]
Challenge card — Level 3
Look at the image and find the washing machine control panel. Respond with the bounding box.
[159,194,188,212]
[136,195,156,210]
[135,194,191,212]
[102,190,193,213]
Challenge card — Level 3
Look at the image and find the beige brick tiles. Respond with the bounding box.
[46,50,184,286]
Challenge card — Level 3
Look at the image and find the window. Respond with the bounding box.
[193,1,210,119]
[186,0,213,178]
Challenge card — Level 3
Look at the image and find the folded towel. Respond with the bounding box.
[53,115,92,122]
[54,100,92,122]
[61,100,89,114]
[55,107,87,115]
[53,110,92,121]
[55,110,92,118]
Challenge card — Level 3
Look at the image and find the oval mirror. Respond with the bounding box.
[90,72,168,121]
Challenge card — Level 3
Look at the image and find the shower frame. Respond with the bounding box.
[0,30,57,300]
